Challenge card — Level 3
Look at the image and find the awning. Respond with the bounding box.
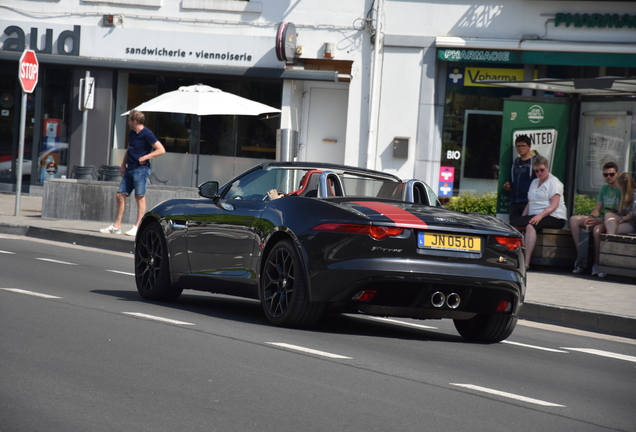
[477,77,636,96]
[0,51,340,82]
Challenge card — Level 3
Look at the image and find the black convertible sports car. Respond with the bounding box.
[134,162,526,343]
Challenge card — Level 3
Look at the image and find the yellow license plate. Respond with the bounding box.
[418,232,481,252]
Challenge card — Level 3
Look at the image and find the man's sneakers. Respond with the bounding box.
[100,224,121,234]
[99,225,137,236]
[572,266,585,274]
[591,265,606,278]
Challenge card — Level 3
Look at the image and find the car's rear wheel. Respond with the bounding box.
[135,222,182,302]
[261,239,324,328]
[453,314,517,343]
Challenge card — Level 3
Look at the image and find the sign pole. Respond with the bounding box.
[79,70,94,166]
[15,49,39,216]
[14,91,27,216]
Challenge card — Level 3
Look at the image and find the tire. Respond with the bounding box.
[135,222,183,302]
[261,239,324,328]
[453,314,518,343]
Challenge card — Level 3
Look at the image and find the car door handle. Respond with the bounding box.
[170,220,187,230]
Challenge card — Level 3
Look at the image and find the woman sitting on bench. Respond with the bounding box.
[510,156,567,270]
[589,172,636,278]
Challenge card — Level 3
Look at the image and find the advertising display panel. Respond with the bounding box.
[496,98,571,220]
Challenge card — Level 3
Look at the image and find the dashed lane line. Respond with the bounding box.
[361,316,438,330]
[501,340,568,353]
[562,348,636,364]
[36,258,78,266]
[266,343,352,359]
[1,288,62,299]
[106,270,135,276]
[0,250,15,254]
[450,384,566,407]
[122,312,195,326]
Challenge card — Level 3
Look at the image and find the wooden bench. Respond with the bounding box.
[597,234,636,278]
[529,228,577,267]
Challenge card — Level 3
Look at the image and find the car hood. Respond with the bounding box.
[337,199,516,235]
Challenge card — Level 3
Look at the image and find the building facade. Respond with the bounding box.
[1,0,635,216]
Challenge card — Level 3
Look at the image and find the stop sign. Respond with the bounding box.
[18,49,39,93]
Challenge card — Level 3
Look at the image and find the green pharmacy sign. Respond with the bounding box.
[555,13,636,29]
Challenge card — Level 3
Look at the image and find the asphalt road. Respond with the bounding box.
[1,234,635,432]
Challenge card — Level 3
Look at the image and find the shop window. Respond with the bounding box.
[126,73,281,160]
[38,67,72,184]
[442,62,521,195]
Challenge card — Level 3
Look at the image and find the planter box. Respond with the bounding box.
[598,234,636,279]
[42,179,199,224]
[530,228,576,267]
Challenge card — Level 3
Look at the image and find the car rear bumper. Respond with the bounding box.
[307,258,525,317]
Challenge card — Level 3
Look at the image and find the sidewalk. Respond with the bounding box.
[1,191,635,338]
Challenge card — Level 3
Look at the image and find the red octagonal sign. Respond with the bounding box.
[19,49,39,94]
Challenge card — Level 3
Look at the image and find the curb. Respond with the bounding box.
[520,302,636,339]
[0,223,135,254]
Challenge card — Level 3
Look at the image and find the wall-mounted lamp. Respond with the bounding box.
[324,42,335,59]
[103,15,115,27]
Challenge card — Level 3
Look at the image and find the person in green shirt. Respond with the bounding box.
[570,161,620,274]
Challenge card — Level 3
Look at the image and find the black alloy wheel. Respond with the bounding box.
[135,222,182,302]
[261,239,324,328]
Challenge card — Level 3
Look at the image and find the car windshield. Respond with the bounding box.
[222,167,403,200]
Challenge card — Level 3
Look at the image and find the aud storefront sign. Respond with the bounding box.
[1,21,280,68]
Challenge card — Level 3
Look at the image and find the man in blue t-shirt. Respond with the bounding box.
[502,135,537,221]
[100,110,165,236]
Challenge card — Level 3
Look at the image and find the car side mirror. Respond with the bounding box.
[198,181,219,199]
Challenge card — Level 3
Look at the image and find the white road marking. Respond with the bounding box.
[106,270,134,276]
[450,384,565,407]
[363,316,438,330]
[266,343,352,359]
[36,258,78,266]
[122,312,195,326]
[0,250,15,254]
[501,340,568,353]
[562,348,636,364]
[518,320,636,347]
[1,288,62,299]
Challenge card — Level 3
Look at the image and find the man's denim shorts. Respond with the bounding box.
[117,165,151,197]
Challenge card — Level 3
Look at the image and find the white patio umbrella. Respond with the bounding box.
[122,84,281,117]
[121,84,281,185]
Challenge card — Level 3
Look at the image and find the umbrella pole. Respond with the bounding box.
[195,115,201,186]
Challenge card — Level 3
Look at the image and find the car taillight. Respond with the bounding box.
[313,223,404,240]
[495,236,524,251]
[496,300,511,312]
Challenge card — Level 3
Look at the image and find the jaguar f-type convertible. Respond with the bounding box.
[134,162,526,343]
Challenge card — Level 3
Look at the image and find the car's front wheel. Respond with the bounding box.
[135,222,182,302]
[453,314,517,343]
[261,239,324,328]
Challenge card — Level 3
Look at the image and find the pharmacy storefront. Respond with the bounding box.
[434,33,636,214]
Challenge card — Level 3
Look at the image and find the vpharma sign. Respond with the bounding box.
[447,67,535,87]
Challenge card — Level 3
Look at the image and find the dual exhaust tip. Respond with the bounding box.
[431,291,461,309]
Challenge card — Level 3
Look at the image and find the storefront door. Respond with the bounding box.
[300,84,348,164]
